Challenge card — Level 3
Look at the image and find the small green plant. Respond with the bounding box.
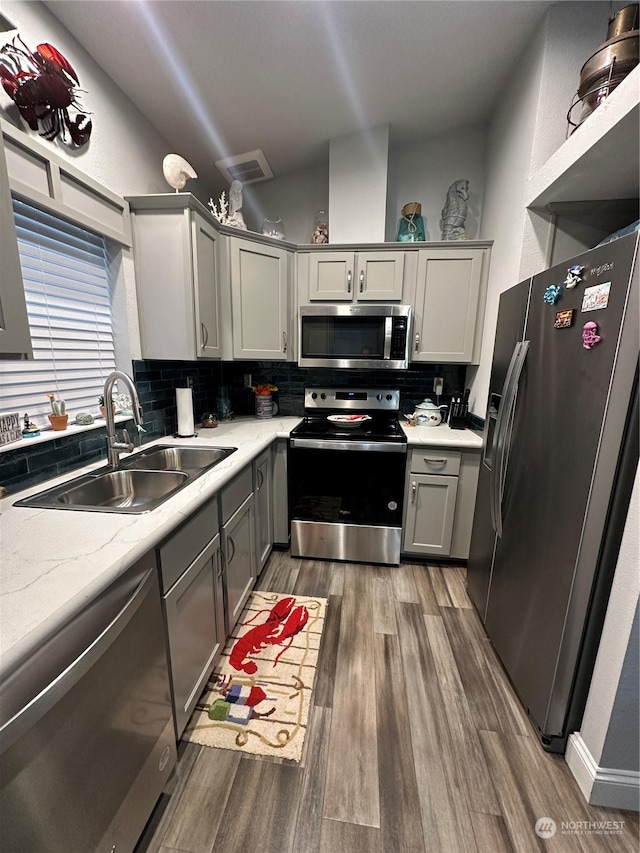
[47,393,66,416]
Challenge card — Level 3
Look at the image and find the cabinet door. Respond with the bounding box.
[0,133,32,359]
[192,212,221,357]
[223,493,256,630]
[254,448,273,572]
[230,239,290,359]
[403,474,459,556]
[413,248,484,362]
[308,252,355,301]
[272,439,289,545]
[164,533,223,737]
[356,252,405,301]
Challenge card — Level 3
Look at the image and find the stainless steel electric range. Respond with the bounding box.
[288,387,407,565]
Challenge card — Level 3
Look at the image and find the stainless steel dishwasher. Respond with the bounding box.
[0,553,176,853]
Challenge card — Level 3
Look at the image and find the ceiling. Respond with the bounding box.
[44,0,555,194]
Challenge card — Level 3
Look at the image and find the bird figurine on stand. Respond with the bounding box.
[162,154,197,192]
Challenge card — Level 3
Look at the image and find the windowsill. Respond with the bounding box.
[0,414,132,455]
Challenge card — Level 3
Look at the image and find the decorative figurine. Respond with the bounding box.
[543,285,563,304]
[0,35,92,146]
[564,264,585,288]
[582,321,602,349]
[227,180,248,230]
[21,413,40,438]
[163,154,197,192]
[441,179,470,240]
[310,210,329,244]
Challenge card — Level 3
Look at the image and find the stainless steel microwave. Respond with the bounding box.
[298,304,412,369]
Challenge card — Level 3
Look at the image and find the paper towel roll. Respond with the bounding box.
[176,387,195,436]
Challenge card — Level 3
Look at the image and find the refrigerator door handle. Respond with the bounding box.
[495,340,529,538]
[490,342,521,533]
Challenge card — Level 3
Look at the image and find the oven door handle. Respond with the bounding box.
[290,437,407,453]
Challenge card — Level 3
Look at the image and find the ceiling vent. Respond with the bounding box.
[215,149,274,185]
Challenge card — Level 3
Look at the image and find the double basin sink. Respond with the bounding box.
[15,445,237,513]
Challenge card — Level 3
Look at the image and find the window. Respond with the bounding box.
[0,200,116,425]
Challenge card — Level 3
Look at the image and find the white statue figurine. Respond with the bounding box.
[227,180,248,230]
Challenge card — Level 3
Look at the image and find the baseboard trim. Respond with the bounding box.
[566,733,640,811]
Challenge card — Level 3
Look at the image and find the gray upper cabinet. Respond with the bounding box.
[0,133,32,360]
[306,250,406,302]
[128,197,221,360]
[229,238,292,360]
[412,246,489,364]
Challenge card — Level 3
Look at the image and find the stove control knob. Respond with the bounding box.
[386,394,393,401]
[311,392,318,399]
[376,393,383,401]
[321,393,327,400]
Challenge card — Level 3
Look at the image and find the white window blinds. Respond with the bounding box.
[0,199,116,425]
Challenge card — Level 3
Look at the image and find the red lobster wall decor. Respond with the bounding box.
[0,35,92,146]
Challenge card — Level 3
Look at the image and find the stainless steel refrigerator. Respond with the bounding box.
[467,231,639,753]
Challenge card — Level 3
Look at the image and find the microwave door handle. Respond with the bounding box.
[383,317,392,359]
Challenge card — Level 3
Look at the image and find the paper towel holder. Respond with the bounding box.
[175,380,197,438]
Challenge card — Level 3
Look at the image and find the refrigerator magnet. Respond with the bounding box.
[564,264,585,288]
[554,309,575,329]
[581,281,611,312]
[582,321,602,349]
[543,284,562,304]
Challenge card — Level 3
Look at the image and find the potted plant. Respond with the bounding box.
[47,393,68,431]
[98,395,115,419]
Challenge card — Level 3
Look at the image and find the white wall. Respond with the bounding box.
[242,163,329,244]
[386,125,486,243]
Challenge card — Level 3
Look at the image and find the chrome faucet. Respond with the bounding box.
[102,370,144,468]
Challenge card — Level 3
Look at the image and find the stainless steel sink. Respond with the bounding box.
[14,445,237,513]
[121,445,234,472]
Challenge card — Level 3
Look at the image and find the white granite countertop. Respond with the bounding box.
[402,422,484,448]
[0,416,482,676]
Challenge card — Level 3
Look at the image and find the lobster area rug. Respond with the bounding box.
[182,591,327,762]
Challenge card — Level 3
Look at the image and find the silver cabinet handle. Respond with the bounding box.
[227,535,236,564]
[347,270,352,293]
[359,271,365,292]
[257,468,264,490]
[201,322,208,349]
[411,481,417,503]
[424,457,447,464]
[282,331,287,353]
[216,546,224,580]
[415,333,420,353]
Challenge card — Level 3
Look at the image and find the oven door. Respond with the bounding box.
[288,439,407,565]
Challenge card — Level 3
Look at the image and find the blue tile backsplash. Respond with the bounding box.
[1,358,472,494]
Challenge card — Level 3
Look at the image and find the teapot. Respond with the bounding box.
[413,399,447,426]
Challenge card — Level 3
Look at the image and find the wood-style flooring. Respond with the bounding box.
[136,552,639,853]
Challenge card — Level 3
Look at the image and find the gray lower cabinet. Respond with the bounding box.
[221,467,256,631]
[403,473,459,556]
[158,494,224,737]
[254,447,273,572]
[402,446,481,558]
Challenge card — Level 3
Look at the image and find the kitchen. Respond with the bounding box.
[0,1,639,851]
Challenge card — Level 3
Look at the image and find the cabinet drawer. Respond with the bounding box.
[409,448,461,475]
[220,466,253,524]
[158,495,218,592]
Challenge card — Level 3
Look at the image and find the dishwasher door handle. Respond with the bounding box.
[0,568,156,753]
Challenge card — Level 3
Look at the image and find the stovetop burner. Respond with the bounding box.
[291,387,406,444]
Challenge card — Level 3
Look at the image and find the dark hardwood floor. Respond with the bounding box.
[136,552,639,853]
